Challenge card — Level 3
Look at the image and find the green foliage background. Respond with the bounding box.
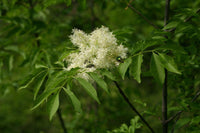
[0,0,200,133]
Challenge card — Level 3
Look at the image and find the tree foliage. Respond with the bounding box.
[0,0,200,133]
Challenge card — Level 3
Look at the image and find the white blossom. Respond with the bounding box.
[65,26,128,80]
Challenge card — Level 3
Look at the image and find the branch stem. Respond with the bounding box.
[162,70,168,133]
[114,81,155,133]
[169,90,200,133]
[127,4,160,30]
[162,0,170,133]
[57,108,68,133]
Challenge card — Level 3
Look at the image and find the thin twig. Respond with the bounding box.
[164,0,171,26]
[171,112,181,133]
[57,108,68,133]
[162,1,170,133]
[162,69,168,133]
[127,4,160,30]
[165,89,200,131]
[184,8,200,22]
[191,90,200,102]
[167,8,200,32]
[114,81,155,133]
[164,110,182,124]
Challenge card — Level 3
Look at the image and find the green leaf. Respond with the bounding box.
[150,53,165,84]
[77,78,100,104]
[190,116,200,125]
[129,116,142,133]
[41,49,52,67]
[45,70,67,91]
[59,49,78,61]
[130,54,143,83]
[152,36,167,41]
[48,91,59,121]
[119,57,132,80]
[155,42,186,54]
[101,69,116,81]
[89,72,109,94]
[18,69,44,91]
[9,55,13,71]
[31,87,60,111]
[35,64,48,69]
[34,70,48,100]
[158,53,181,74]
[163,21,179,30]
[63,85,82,113]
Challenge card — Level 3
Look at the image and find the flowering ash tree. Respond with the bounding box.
[18,24,182,132]
[19,26,131,120]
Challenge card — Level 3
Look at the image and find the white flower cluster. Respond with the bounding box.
[65,26,128,80]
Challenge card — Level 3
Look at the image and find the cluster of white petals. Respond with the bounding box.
[65,26,128,80]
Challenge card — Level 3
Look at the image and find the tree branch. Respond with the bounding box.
[127,4,160,30]
[162,69,168,133]
[167,8,200,32]
[164,0,171,26]
[184,8,200,22]
[114,81,155,133]
[164,110,182,124]
[164,89,200,132]
[162,1,170,133]
[57,108,68,133]
[170,112,181,133]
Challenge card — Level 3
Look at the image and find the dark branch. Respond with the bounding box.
[162,0,170,133]
[127,4,160,30]
[184,8,200,22]
[171,112,181,133]
[165,89,200,129]
[114,81,155,133]
[57,108,68,133]
[164,110,182,124]
[166,8,200,32]
[191,90,200,102]
[164,0,171,26]
[162,69,168,133]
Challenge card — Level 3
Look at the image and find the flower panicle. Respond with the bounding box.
[65,26,128,80]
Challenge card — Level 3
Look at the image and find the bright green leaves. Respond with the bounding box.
[48,91,60,121]
[77,78,100,104]
[150,52,181,84]
[89,72,109,94]
[130,54,143,83]
[63,85,82,113]
[107,116,142,133]
[119,57,132,80]
[159,53,181,74]
[45,70,67,91]
[9,55,13,71]
[31,87,60,111]
[163,21,179,30]
[150,53,165,84]
[18,67,49,100]
[101,69,117,81]
[33,70,48,100]
[118,55,143,83]
[18,69,47,91]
